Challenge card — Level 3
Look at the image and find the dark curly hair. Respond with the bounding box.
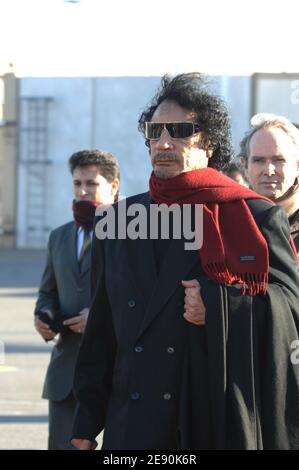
[138,73,232,170]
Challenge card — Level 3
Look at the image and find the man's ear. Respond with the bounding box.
[240,157,250,181]
[206,148,214,159]
[111,178,120,196]
[240,156,247,169]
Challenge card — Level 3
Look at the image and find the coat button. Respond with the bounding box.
[134,346,143,353]
[128,300,135,308]
[163,393,171,400]
[166,347,175,354]
[131,392,140,400]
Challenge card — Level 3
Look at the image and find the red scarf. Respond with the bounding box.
[72,200,100,231]
[150,168,272,296]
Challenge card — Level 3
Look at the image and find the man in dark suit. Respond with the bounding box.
[34,149,120,450]
[239,113,299,252]
[71,74,299,450]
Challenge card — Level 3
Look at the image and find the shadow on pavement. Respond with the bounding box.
[5,343,52,354]
[0,249,47,288]
[0,415,48,423]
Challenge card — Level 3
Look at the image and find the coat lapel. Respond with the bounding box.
[137,236,199,338]
[125,192,201,336]
[126,192,157,305]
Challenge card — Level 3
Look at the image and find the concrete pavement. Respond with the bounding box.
[0,248,103,450]
[0,249,51,449]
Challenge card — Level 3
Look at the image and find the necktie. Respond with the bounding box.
[78,229,91,267]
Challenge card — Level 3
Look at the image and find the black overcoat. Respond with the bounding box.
[72,193,299,449]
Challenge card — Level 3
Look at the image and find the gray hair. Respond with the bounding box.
[238,113,299,166]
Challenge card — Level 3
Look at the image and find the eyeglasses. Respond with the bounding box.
[144,121,201,140]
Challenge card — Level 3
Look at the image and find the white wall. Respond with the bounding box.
[16,75,251,247]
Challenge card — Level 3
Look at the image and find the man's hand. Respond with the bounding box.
[71,438,97,450]
[63,307,89,334]
[181,279,206,326]
[34,314,56,341]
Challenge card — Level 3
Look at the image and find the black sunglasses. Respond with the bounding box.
[145,121,201,140]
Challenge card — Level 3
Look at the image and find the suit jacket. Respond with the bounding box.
[72,193,299,449]
[35,221,91,401]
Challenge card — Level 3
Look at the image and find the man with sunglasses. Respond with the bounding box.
[71,74,299,450]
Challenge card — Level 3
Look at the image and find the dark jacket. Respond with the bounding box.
[72,193,299,449]
[35,221,91,401]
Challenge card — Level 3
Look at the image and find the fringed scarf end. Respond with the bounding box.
[205,264,268,297]
[237,272,268,296]
[205,262,235,285]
